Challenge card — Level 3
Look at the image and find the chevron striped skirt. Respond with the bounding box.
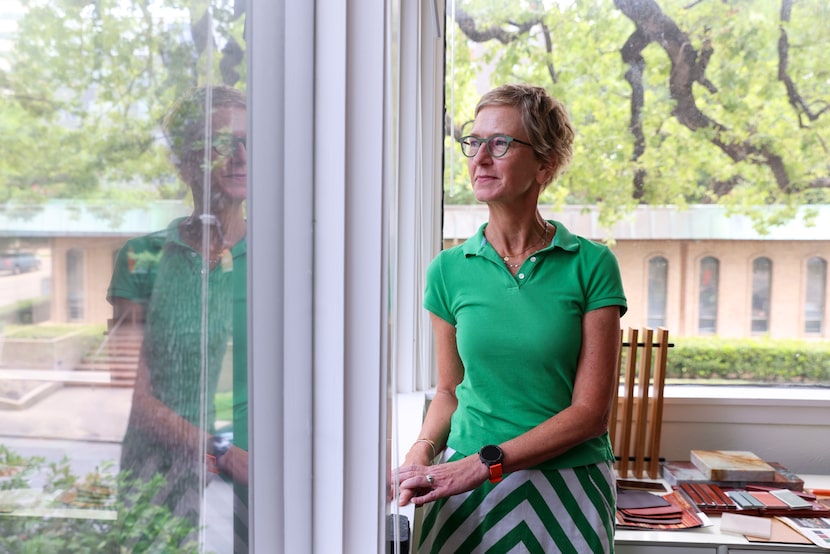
[417,451,616,554]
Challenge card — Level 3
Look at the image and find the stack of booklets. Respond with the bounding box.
[615,489,705,530]
[663,450,803,490]
[676,482,830,517]
[663,450,830,517]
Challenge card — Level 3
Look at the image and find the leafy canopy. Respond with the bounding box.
[445,0,830,231]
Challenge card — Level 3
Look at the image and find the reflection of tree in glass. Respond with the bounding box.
[1,0,246,212]
[0,448,200,553]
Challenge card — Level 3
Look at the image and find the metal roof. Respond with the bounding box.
[444,204,830,241]
[1,200,828,241]
[0,200,191,237]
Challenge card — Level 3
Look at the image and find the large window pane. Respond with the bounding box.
[0,2,248,552]
[443,1,830,386]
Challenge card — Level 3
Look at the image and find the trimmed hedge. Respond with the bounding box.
[667,337,830,384]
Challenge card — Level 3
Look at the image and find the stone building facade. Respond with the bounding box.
[444,205,830,340]
[3,201,828,341]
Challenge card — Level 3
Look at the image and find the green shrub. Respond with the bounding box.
[0,446,204,553]
[667,337,830,384]
[2,323,106,339]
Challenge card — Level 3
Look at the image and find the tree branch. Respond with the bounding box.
[620,29,648,199]
[777,0,830,126]
[615,0,794,197]
[539,21,558,84]
[454,8,538,44]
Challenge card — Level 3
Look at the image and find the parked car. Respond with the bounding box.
[0,251,41,274]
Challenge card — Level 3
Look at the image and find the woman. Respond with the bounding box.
[397,84,627,553]
[114,85,248,542]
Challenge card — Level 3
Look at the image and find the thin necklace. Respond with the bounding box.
[182,214,232,268]
[493,221,549,270]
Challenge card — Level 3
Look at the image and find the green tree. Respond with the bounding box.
[445,0,830,231]
[0,0,246,217]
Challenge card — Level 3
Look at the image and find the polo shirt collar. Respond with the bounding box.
[166,216,247,255]
[462,219,581,258]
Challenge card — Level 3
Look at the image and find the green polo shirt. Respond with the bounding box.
[107,223,174,305]
[424,220,627,470]
[117,221,244,456]
[232,242,248,451]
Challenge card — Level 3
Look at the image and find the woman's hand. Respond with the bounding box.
[217,445,249,486]
[396,455,488,507]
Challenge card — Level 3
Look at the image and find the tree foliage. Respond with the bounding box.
[0,0,246,214]
[445,0,830,231]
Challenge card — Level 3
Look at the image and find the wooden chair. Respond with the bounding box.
[609,327,671,479]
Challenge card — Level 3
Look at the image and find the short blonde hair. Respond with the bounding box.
[475,84,574,187]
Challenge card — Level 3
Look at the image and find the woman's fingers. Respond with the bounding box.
[395,467,438,506]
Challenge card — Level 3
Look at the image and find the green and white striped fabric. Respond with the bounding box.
[418,452,616,554]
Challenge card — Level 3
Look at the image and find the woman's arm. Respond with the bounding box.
[499,304,621,470]
[403,313,464,466]
[217,445,249,486]
[128,349,251,484]
[128,349,207,450]
[397,313,464,505]
[398,305,621,506]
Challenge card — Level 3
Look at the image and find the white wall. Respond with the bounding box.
[404,388,830,477]
[660,387,830,474]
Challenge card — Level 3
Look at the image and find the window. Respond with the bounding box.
[805,257,827,334]
[647,256,668,328]
[2,0,441,549]
[698,256,719,334]
[752,257,773,334]
[443,1,830,381]
[66,248,84,321]
[2,0,829,550]
[0,1,251,551]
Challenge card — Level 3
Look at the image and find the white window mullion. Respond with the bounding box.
[248,0,315,552]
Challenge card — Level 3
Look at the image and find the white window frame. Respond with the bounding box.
[247,2,830,552]
[247,1,444,551]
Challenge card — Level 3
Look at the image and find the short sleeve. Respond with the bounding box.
[106,235,165,305]
[585,245,628,316]
[423,253,456,325]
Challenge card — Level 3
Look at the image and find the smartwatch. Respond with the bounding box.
[479,444,504,483]
[206,434,231,474]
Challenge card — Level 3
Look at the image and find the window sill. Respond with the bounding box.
[662,384,830,407]
[394,385,830,476]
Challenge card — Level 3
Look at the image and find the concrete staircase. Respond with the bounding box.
[72,324,143,388]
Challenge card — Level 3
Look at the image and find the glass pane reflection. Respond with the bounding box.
[0,2,247,552]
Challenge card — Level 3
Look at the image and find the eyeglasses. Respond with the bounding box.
[211,134,247,156]
[459,134,533,158]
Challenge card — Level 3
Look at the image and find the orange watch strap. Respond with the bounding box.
[489,462,503,483]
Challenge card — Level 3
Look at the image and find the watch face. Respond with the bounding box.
[480,444,502,464]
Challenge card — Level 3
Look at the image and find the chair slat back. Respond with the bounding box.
[611,327,671,479]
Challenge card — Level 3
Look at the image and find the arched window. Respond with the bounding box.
[66,248,84,321]
[805,257,827,334]
[751,257,773,334]
[698,256,719,334]
[647,256,668,328]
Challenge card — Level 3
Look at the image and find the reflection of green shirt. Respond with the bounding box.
[141,236,240,428]
[424,220,627,471]
[232,243,248,451]
[118,222,244,483]
[232,242,249,544]
[107,221,177,306]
